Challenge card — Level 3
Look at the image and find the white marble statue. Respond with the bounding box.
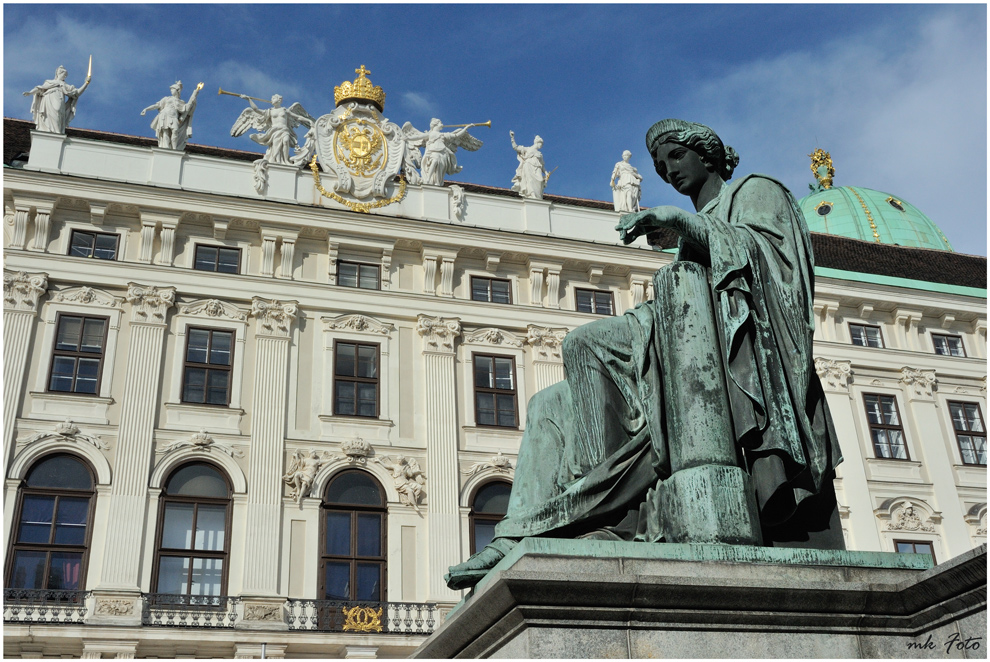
[230,94,314,166]
[402,136,423,185]
[610,150,643,213]
[282,449,324,504]
[402,119,484,186]
[141,81,203,151]
[23,64,91,134]
[509,131,546,200]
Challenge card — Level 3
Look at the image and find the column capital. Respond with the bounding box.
[527,325,568,363]
[417,315,461,354]
[251,298,298,338]
[3,270,48,313]
[814,357,853,392]
[900,366,937,400]
[126,283,175,323]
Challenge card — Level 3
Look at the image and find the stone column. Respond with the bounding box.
[526,325,567,392]
[97,285,175,598]
[3,270,48,468]
[241,298,298,599]
[416,315,462,602]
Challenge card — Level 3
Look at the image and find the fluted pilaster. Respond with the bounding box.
[527,325,567,391]
[3,270,48,467]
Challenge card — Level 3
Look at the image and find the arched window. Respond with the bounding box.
[321,470,386,602]
[470,481,511,554]
[6,454,96,592]
[152,463,231,599]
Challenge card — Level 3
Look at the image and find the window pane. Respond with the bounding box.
[70,233,95,257]
[54,497,90,545]
[338,263,358,288]
[974,438,987,465]
[166,464,228,497]
[206,370,230,405]
[357,345,377,378]
[80,319,106,352]
[494,358,513,390]
[190,557,223,596]
[497,397,516,427]
[959,436,977,464]
[356,514,381,557]
[326,512,351,556]
[209,331,232,366]
[473,483,512,514]
[355,563,381,601]
[576,290,593,313]
[19,495,56,543]
[477,393,496,426]
[324,562,350,599]
[27,456,93,489]
[74,358,100,394]
[359,264,379,289]
[950,403,967,430]
[326,473,382,506]
[56,317,82,350]
[492,280,511,304]
[357,384,377,417]
[157,556,189,594]
[594,292,613,315]
[335,344,356,376]
[195,246,218,271]
[864,396,882,424]
[335,384,356,416]
[474,356,493,388]
[964,404,983,432]
[183,367,206,403]
[47,552,83,590]
[49,357,77,392]
[864,327,882,347]
[887,430,907,459]
[217,248,239,273]
[473,521,497,553]
[9,551,47,589]
[472,278,489,302]
[162,503,195,549]
[186,329,210,363]
[872,430,890,458]
[881,399,900,426]
[195,505,226,551]
[94,234,118,260]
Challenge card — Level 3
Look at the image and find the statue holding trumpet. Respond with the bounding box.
[401,118,488,186]
[224,88,314,167]
[24,56,92,134]
[141,80,204,151]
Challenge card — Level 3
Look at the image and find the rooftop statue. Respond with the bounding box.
[23,60,91,134]
[610,149,643,213]
[446,119,843,591]
[402,118,485,186]
[141,81,204,151]
[229,93,315,166]
[509,131,547,200]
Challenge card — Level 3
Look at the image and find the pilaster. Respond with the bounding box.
[261,235,277,277]
[98,283,175,590]
[813,298,841,342]
[138,221,156,264]
[29,201,55,252]
[893,308,923,351]
[526,325,567,392]
[528,267,544,306]
[241,298,298,595]
[278,236,297,279]
[10,206,32,250]
[3,270,48,469]
[417,315,462,601]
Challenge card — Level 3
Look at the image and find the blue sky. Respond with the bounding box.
[4,4,987,256]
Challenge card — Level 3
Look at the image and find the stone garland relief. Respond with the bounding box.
[462,451,514,478]
[244,604,284,622]
[179,298,249,321]
[95,598,135,616]
[20,418,110,450]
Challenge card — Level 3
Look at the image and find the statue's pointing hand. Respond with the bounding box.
[616,206,692,245]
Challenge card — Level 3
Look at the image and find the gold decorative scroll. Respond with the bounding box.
[310,155,406,214]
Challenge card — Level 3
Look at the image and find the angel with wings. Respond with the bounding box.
[376,455,427,512]
[402,118,483,186]
[282,449,325,504]
[230,94,314,166]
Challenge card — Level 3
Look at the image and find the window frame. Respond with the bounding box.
[932,333,966,357]
[337,260,381,291]
[469,480,512,555]
[193,244,242,275]
[150,462,233,598]
[849,323,885,348]
[5,454,97,593]
[180,327,235,407]
[472,353,519,429]
[318,470,388,603]
[68,230,120,261]
[46,312,111,396]
[947,400,987,466]
[575,288,615,316]
[863,393,911,460]
[332,340,381,419]
[470,276,513,304]
[893,539,937,564]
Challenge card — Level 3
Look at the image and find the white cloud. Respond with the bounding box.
[400,92,440,119]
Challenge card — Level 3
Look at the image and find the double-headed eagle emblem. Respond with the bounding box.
[334,119,386,176]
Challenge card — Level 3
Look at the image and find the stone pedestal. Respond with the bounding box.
[413,539,986,659]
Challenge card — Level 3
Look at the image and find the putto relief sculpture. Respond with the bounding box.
[23,58,92,134]
[446,118,843,590]
[141,80,204,151]
[509,131,547,200]
[402,118,486,186]
[610,150,643,213]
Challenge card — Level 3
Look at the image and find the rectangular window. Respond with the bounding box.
[48,314,109,395]
[182,328,234,406]
[576,288,615,315]
[948,401,986,466]
[334,342,379,417]
[473,354,518,428]
[194,245,240,274]
[864,394,909,459]
[849,324,884,348]
[471,276,512,304]
[337,261,380,290]
[932,334,966,357]
[69,230,119,260]
[894,540,936,564]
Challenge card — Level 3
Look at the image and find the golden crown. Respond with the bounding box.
[334,65,386,111]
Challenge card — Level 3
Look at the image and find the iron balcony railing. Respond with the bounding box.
[286,599,438,634]
[142,593,240,628]
[3,588,91,624]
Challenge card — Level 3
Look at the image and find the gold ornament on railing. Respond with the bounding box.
[341,605,384,632]
[310,155,406,213]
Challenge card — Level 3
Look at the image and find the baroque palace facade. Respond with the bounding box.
[3,72,987,659]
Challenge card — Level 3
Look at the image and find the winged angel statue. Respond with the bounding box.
[401,118,483,186]
[376,455,427,513]
[230,94,314,193]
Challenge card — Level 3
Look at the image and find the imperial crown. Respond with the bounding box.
[334,65,386,111]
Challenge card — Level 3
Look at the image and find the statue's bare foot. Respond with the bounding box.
[444,538,518,590]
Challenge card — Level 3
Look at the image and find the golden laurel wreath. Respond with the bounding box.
[310,155,406,214]
[341,605,384,632]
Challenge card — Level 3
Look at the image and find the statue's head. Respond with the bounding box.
[271,94,283,106]
[534,135,543,148]
[645,119,739,183]
[622,150,632,162]
[430,118,442,129]
[170,81,183,95]
[55,66,67,80]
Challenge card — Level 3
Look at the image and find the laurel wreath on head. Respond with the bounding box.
[309,155,406,214]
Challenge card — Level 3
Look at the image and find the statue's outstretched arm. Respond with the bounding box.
[616,206,709,250]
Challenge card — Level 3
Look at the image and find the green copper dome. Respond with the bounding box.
[797,150,953,251]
